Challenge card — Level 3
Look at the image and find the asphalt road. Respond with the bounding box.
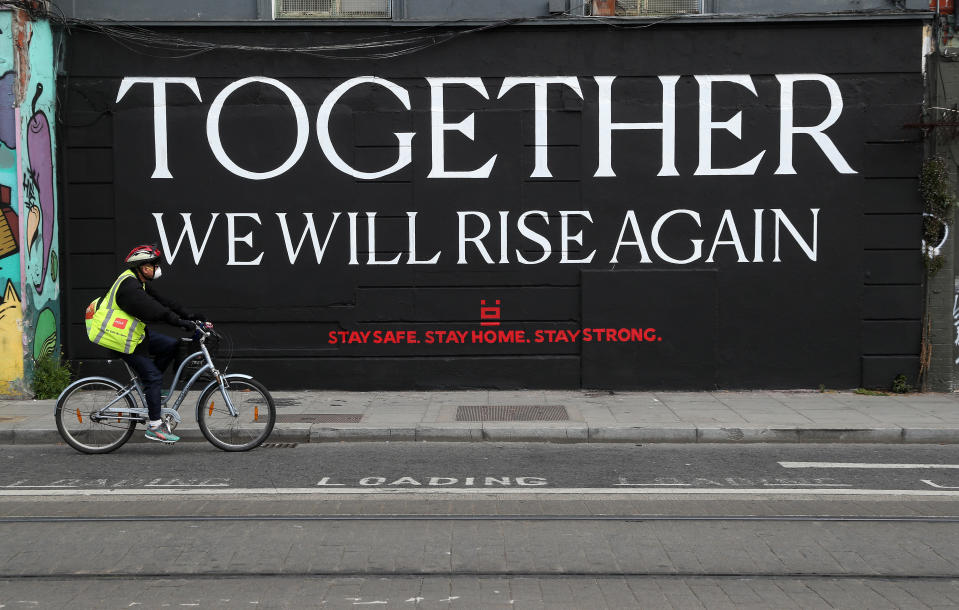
[4,442,959,492]
[3,443,959,608]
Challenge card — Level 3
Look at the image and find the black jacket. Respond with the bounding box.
[114,275,191,328]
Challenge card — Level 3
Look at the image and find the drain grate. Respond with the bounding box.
[456,405,568,422]
[275,414,363,424]
[259,442,298,448]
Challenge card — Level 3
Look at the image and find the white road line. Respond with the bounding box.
[779,462,959,469]
[615,483,692,486]
[1,487,959,497]
[762,483,852,487]
[143,484,229,488]
[922,480,959,489]
[0,485,76,488]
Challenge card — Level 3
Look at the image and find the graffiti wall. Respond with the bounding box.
[0,11,23,395]
[0,11,59,396]
[19,19,60,376]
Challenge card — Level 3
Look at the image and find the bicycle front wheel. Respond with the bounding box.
[55,378,138,454]
[197,376,275,451]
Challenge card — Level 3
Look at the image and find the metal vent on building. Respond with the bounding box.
[590,0,702,16]
[275,0,391,18]
[456,405,569,422]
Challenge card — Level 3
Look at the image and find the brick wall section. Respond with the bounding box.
[860,95,925,389]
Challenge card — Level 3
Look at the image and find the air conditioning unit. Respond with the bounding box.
[275,0,391,19]
[611,0,702,16]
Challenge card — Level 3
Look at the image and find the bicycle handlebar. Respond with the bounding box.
[189,320,219,343]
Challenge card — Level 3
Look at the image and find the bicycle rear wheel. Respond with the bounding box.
[55,378,138,454]
[197,376,275,451]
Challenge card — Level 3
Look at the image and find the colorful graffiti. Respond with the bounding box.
[18,19,60,390]
[0,14,22,395]
[0,279,21,386]
[25,82,54,295]
[0,13,60,396]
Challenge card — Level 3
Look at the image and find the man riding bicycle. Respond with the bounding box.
[87,244,203,444]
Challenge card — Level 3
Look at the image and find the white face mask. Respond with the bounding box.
[152,267,162,280]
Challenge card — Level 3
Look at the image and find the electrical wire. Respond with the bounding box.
[0,0,534,61]
[2,0,925,63]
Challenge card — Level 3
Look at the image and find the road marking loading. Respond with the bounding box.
[779,462,959,469]
[2,487,959,497]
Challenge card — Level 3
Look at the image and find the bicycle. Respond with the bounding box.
[54,321,276,454]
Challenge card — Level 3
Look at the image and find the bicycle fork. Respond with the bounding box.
[198,340,239,418]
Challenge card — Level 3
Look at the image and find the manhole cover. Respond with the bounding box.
[275,414,363,424]
[456,405,568,422]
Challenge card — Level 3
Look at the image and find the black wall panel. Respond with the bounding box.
[59,20,926,390]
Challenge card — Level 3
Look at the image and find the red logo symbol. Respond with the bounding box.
[112,318,128,329]
[480,299,501,327]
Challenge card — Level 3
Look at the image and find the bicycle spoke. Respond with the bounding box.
[198,378,275,451]
[56,381,138,454]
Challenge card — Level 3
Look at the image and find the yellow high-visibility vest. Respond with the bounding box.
[84,269,146,354]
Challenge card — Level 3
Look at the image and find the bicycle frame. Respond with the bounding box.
[94,331,240,424]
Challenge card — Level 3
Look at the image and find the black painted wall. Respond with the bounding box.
[60,20,926,390]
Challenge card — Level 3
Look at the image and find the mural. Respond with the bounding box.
[0,13,22,395]
[18,19,60,388]
[0,12,60,396]
[25,82,54,295]
[0,279,21,388]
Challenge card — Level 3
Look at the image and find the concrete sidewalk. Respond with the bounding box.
[3,388,959,445]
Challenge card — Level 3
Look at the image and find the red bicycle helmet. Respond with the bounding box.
[124,244,162,268]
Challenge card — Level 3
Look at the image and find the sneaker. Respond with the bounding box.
[145,426,179,444]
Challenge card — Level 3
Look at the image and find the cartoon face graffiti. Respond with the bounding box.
[0,280,22,382]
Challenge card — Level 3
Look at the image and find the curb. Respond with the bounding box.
[9,425,959,445]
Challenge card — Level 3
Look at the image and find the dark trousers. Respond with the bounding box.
[117,331,178,421]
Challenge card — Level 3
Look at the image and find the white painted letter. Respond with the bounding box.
[706,209,748,262]
[427,77,497,178]
[610,211,652,264]
[207,77,308,180]
[497,77,584,178]
[317,77,414,179]
[753,209,764,263]
[559,210,595,263]
[652,209,703,265]
[516,211,551,264]
[595,75,679,178]
[773,208,819,262]
[226,213,264,266]
[367,212,402,265]
[775,74,855,175]
[116,77,202,179]
[694,75,766,176]
[153,212,219,265]
[407,212,441,264]
[277,212,340,264]
[348,212,359,265]
[457,211,493,264]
